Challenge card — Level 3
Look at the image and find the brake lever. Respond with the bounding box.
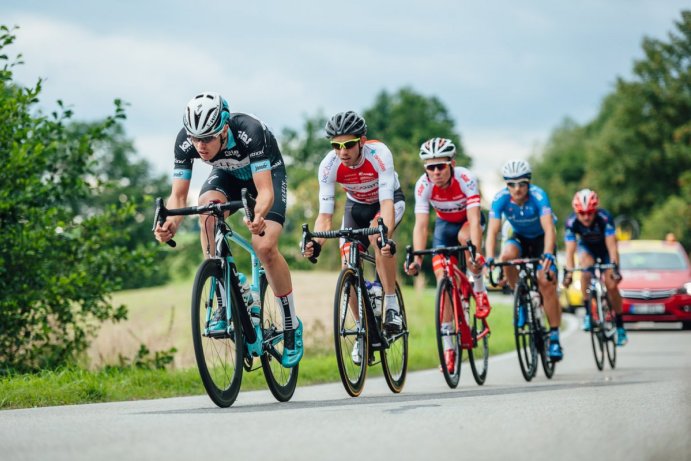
[153,197,176,248]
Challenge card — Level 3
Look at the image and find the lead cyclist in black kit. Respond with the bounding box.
[153,91,303,367]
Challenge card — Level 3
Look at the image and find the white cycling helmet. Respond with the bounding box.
[183,92,230,137]
[419,137,456,160]
[502,159,532,180]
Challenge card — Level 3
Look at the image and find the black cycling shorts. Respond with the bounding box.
[200,166,287,225]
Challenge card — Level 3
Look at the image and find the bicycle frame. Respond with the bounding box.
[406,245,490,349]
[570,262,617,340]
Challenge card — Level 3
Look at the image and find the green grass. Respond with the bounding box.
[0,285,515,410]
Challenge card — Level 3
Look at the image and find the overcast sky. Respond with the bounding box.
[4,1,688,198]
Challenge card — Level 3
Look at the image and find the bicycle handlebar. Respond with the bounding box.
[300,218,389,264]
[152,189,257,247]
[489,257,553,282]
[404,243,477,276]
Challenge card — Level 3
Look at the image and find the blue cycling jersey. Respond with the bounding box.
[489,184,553,239]
[564,209,616,247]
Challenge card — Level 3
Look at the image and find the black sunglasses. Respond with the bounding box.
[506,180,530,188]
[425,162,450,172]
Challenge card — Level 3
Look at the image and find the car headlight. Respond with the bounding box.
[680,282,691,295]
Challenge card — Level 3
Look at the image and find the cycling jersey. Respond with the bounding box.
[489,184,553,239]
[565,209,615,262]
[413,167,481,223]
[318,140,401,214]
[173,113,283,182]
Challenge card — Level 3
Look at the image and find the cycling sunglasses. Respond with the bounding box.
[330,138,360,150]
[425,162,451,172]
[578,210,596,217]
[188,132,221,144]
[506,180,530,188]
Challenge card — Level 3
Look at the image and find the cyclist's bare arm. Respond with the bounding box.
[378,199,396,257]
[540,213,557,255]
[154,178,189,243]
[246,169,274,234]
[485,216,502,261]
[467,206,484,256]
[605,234,619,266]
[407,213,428,273]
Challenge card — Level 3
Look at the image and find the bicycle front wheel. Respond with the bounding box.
[191,259,244,408]
[467,291,489,385]
[589,297,605,371]
[381,283,408,393]
[514,284,537,382]
[535,307,555,379]
[260,275,299,402]
[603,295,617,369]
[436,277,461,388]
[334,268,368,397]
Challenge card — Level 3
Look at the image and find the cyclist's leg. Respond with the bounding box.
[578,249,595,330]
[532,237,561,359]
[500,238,522,289]
[457,216,491,317]
[599,251,627,345]
[249,170,302,367]
[432,219,460,351]
[198,169,236,257]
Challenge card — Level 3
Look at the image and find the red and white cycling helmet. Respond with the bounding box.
[572,188,599,213]
[419,137,456,160]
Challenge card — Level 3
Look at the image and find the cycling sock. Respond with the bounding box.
[615,313,624,328]
[472,272,485,292]
[275,291,297,331]
[550,327,559,339]
[384,294,399,313]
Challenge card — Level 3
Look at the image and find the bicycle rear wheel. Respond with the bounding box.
[381,283,408,393]
[466,289,489,385]
[260,275,299,402]
[514,284,537,382]
[334,268,368,397]
[191,259,244,408]
[603,295,617,369]
[436,277,461,388]
[589,297,605,371]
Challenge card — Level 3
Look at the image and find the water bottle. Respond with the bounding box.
[531,291,543,323]
[366,280,383,317]
[238,273,261,327]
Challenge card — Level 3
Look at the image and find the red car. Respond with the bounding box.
[618,240,691,329]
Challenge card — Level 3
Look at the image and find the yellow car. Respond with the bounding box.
[557,252,584,313]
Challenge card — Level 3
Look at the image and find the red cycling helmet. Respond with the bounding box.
[572,188,599,213]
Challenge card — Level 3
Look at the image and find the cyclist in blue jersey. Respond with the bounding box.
[485,160,563,360]
[153,92,302,368]
[563,189,627,345]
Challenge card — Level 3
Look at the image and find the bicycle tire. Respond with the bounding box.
[602,295,617,369]
[514,283,537,381]
[589,296,605,371]
[535,304,555,379]
[435,277,461,388]
[381,282,408,393]
[260,274,299,402]
[191,259,244,408]
[467,290,489,385]
[333,268,368,397]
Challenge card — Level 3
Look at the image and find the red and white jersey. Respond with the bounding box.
[318,140,400,214]
[413,166,481,223]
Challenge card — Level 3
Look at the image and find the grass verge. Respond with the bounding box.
[1,286,515,410]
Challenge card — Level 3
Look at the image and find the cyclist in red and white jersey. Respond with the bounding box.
[404,138,491,372]
[302,111,405,341]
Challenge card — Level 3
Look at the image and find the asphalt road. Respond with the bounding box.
[2,314,690,461]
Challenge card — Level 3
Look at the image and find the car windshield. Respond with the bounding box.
[620,251,688,270]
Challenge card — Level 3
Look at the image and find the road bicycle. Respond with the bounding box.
[566,261,617,370]
[300,219,408,397]
[405,244,490,388]
[153,189,298,407]
[489,259,555,382]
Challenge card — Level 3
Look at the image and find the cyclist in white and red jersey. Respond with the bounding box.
[404,138,491,373]
[301,111,406,348]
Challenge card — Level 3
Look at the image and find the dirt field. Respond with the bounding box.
[88,271,342,369]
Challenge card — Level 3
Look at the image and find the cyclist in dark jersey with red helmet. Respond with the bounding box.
[153,91,303,367]
[563,188,627,346]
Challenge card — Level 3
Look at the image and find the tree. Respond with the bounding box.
[0,26,160,372]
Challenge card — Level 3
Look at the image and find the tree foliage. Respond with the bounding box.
[0,26,163,372]
[532,11,691,249]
